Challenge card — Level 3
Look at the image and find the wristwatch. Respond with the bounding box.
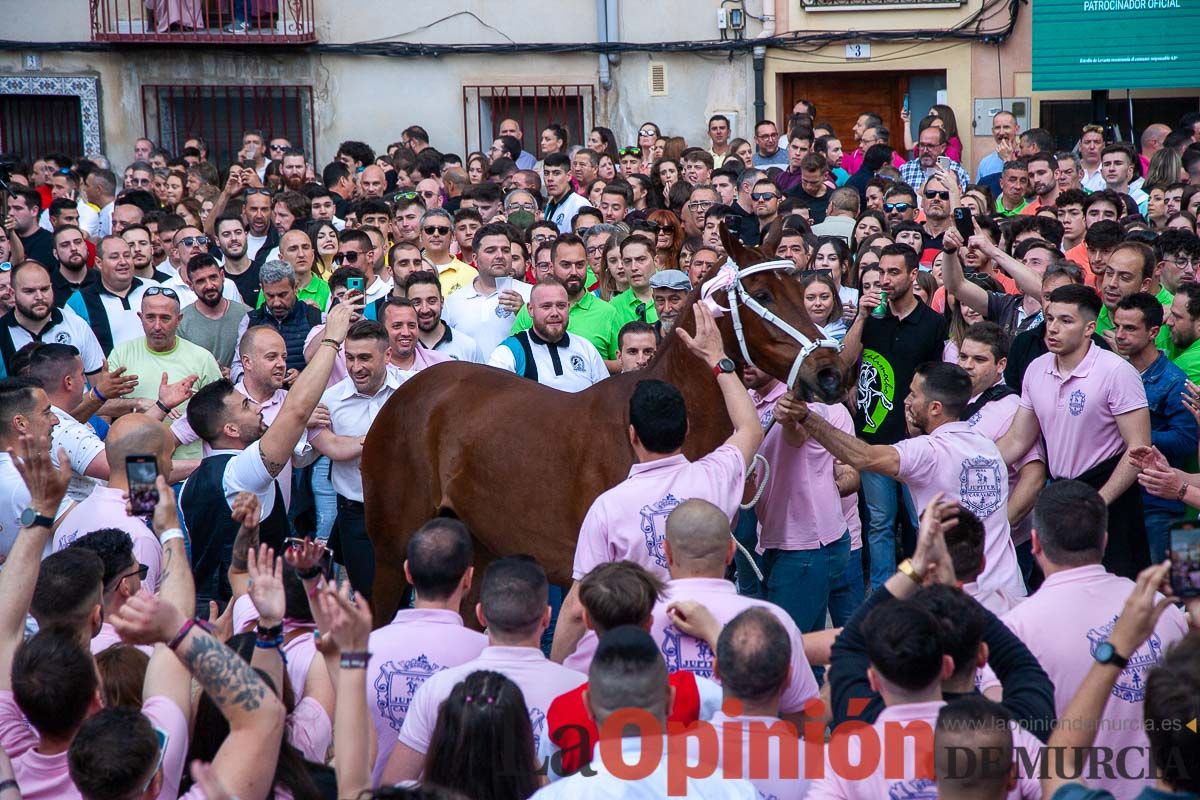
[712,357,736,378]
[19,508,54,529]
[1093,641,1129,669]
[897,558,924,586]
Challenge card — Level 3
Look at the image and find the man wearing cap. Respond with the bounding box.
[650,269,691,338]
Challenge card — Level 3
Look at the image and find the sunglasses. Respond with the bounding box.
[419,190,439,199]
[392,190,420,204]
[0,262,10,272]
[688,200,716,211]
[638,129,657,138]
[923,190,950,200]
[618,146,642,157]
[423,225,451,236]
[576,226,594,239]
[244,188,272,196]
[144,286,180,300]
[750,192,778,201]
[884,202,913,213]
[117,563,150,584]
[178,236,209,247]
[269,144,287,151]
[336,251,362,263]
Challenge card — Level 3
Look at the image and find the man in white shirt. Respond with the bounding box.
[489,279,607,391]
[0,262,105,380]
[442,224,530,355]
[308,320,401,596]
[65,235,151,354]
[0,377,73,557]
[405,271,484,363]
[24,343,107,501]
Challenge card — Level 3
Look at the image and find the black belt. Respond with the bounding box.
[336,495,364,510]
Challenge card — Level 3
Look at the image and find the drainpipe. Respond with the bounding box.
[753,0,778,122]
[597,0,614,90]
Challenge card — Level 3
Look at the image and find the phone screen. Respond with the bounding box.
[126,455,159,516]
[347,277,365,292]
[1169,524,1200,597]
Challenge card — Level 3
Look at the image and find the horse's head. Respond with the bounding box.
[708,222,849,403]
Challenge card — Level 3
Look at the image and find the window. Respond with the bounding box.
[462,85,595,157]
[1040,98,1200,152]
[141,84,315,166]
[0,95,84,158]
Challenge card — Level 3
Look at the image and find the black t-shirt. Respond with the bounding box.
[225,261,262,306]
[51,266,97,308]
[785,187,831,223]
[856,300,949,444]
[19,229,54,270]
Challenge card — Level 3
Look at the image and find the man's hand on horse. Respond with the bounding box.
[773,393,811,426]
[676,302,727,368]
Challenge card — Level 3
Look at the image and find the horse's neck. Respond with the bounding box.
[647,311,734,455]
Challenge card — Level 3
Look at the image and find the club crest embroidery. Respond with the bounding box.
[1086,616,1163,703]
[528,707,547,753]
[959,456,1003,517]
[641,493,681,568]
[570,354,586,373]
[1068,389,1087,416]
[374,655,443,731]
[660,624,715,678]
[967,410,982,427]
[888,779,938,799]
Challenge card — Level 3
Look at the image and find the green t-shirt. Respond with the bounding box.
[1172,339,1200,385]
[256,274,330,312]
[1096,304,1174,355]
[511,291,621,360]
[610,287,660,327]
[107,336,222,460]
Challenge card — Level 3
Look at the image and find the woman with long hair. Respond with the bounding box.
[467,153,490,185]
[636,122,661,156]
[599,236,629,301]
[423,671,539,800]
[661,136,688,163]
[812,236,859,317]
[540,124,569,158]
[651,159,682,209]
[851,210,888,252]
[309,219,340,281]
[586,178,608,208]
[647,209,683,269]
[163,172,187,207]
[174,197,203,228]
[588,126,619,160]
[728,138,754,169]
[1146,183,1170,231]
[943,274,997,362]
[802,272,847,342]
[627,173,656,213]
[903,104,962,163]
[597,153,617,182]
[1146,148,1185,187]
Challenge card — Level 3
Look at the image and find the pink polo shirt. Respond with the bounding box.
[398,645,585,759]
[91,622,152,657]
[1000,564,1188,800]
[367,607,488,784]
[231,594,318,707]
[893,422,1025,598]
[1019,344,1148,479]
[966,388,1043,546]
[565,578,819,715]
[843,493,862,551]
[572,444,747,581]
[52,485,163,593]
[0,689,79,799]
[748,381,787,430]
[756,403,852,550]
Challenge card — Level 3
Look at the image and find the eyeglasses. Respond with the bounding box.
[750,192,778,201]
[178,236,209,247]
[917,142,944,150]
[923,190,950,200]
[618,146,642,157]
[336,250,362,264]
[586,245,606,255]
[1165,256,1196,268]
[884,202,913,213]
[144,286,180,300]
[638,129,657,138]
[244,188,272,196]
[531,233,556,243]
[507,202,538,213]
[419,190,439,200]
[687,200,716,212]
[423,225,451,236]
[118,563,150,584]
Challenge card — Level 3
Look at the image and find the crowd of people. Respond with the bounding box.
[0,99,1199,799]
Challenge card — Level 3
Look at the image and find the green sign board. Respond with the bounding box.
[1033,0,1200,89]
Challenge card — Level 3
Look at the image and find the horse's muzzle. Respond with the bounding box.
[815,366,843,403]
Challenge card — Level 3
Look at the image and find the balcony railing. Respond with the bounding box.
[91,0,316,43]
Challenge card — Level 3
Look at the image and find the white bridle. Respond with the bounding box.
[716,259,843,391]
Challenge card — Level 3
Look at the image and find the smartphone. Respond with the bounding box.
[346,276,365,292]
[723,214,742,238]
[126,454,159,516]
[936,155,953,171]
[1169,523,1200,597]
[902,94,910,115]
[953,207,975,242]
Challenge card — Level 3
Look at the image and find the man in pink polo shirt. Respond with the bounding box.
[782,361,1026,599]
[732,364,786,598]
[552,303,762,660]
[367,518,487,784]
[957,322,1046,586]
[997,481,1187,800]
[383,557,586,784]
[997,283,1152,579]
[52,414,170,593]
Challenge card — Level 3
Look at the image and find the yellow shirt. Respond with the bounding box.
[433,257,479,297]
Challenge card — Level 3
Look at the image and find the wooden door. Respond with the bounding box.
[781,71,910,150]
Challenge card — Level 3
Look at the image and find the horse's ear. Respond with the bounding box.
[720,221,748,268]
[760,220,784,260]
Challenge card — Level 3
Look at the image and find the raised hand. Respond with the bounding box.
[665,599,721,649]
[246,545,285,628]
[676,302,726,367]
[158,372,198,411]
[1107,561,1176,658]
[93,366,139,400]
[315,582,372,654]
[113,588,186,645]
[913,492,959,585]
[283,537,327,575]
[10,434,70,517]
[230,491,261,530]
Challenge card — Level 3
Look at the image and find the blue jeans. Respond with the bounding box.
[733,507,764,598]
[762,531,851,634]
[828,546,865,627]
[1143,507,1177,564]
[312,456,337,542]
[860,471,918,591]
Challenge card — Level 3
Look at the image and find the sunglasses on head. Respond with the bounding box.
[144,286,180,300]
[884,202,913,213]
[923,190,950,200]
[244,187,272,196]
[392,190,420,204]
[178,236,209,247]
[618,146,642,157]
[423,225,450,236]
[751,192,778,201]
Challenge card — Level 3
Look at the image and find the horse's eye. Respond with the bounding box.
[753,290,773,304]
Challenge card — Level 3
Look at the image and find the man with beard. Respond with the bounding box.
[50,225,97,307]
[178,255,251,370]
[121,224,172,284]
[309,320,404,595]
[616,321,657,372]
[404,271,484,363]
[442,224,531,354]
[182,300,356,608]
[0,261,105,377]
[649,269,691,338]
[511,233,621,368]
[1166,280,1200,384]
[274,228,330,311]
[164,226,243,309]
[900,125,969,191]
[7,187,54,269]
[107,286,220,460]
[337,230,389,305]
[242,187,275,261]
[1021,152,1061,216]
[380,298,451,380]
[65,236,150,354]
[280,149,307,192]
[918,172,956,265]
[214,215,259,305]
[490,278,608,391]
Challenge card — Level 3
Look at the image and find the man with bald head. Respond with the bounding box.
[108,288,220,460]
[359,165,387,200]
[498,118,537,169]
[52,413,174,596]
[276,227,330,310]
[1140,122,1172,173]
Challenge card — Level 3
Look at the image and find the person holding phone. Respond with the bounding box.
[899,125,969,192]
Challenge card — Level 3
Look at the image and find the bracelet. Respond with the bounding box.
[340,651,371,669]
[0,779,17,795]
[321,337,342,350]
[91,385,107,403]
[296,564,322,581]
[159,527,184,545]
[1178,482,1190,501]
[256,622,283,640]
[255,634,284,650]
[167,616,213,650]
[155,399,172,415]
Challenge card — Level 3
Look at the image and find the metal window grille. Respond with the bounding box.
[92,0,315,43]
[462,85,596,157]
[0,95,84,159]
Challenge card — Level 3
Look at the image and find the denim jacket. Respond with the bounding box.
[1142,351,1198,513]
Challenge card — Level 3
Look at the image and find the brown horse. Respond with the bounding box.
[362,226,849,623]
